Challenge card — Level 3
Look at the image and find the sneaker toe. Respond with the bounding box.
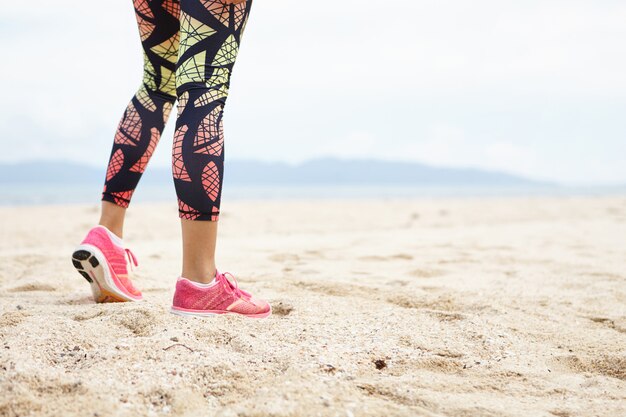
[249,296,271,315]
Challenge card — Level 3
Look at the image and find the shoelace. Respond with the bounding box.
[125,248,139,271]
[220,271,251,299]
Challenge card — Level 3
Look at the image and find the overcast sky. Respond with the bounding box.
[1,0,625,185]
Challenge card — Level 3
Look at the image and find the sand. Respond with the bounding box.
[0,196,625,417]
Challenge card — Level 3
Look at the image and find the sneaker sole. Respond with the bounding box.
[71,244,142,303]
[169,306,271,319]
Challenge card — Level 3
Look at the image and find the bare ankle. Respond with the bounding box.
[99,222,123,239]
[181,266,217,284]
[99,201,126,238]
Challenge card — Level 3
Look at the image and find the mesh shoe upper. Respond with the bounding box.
[172,270,270,316]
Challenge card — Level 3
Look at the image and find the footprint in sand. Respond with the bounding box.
[359,254,414,262]
[113,308,160,337]
[556,354,626,381]
[356,382,438,410]
[271,301,294,317]
[418,356,464,373]
[72,309,110,322]
[303,249,326,258]
[8,283,56,293]
[386,279,409,287]
[428,311,466,321]
[549,410,573,417]
[433,350,464,359]
[293,281,350,297]
[387,294,457,311]
[0,311,30,327]
[292,281,374,298]
[357,255,388,262]
[269,253,301,263]
[437,256,477,265]
[17,375,88,400]
[586,317,626,334]
[11,254,44,265]
[191,329,254,354]
[270,250,327,265]
[387,294,467,321]
[56,296,98,306]
[408,268,447,279]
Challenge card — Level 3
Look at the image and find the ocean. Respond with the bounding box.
[1,183,624,206]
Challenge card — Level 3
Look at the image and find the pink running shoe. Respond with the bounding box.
[171,270,271,318]
[71,225,142,303]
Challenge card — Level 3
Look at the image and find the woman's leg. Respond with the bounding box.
[174,0,253,283]
[100,0,182,238]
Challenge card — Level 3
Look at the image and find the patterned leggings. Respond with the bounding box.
[102,0,252,221]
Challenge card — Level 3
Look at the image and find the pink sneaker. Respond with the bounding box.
[171,270,271,318]
[71,225,142,303]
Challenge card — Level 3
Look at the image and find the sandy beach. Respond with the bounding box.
[0,196,625,417]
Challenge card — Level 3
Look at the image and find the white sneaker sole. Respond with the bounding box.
[169,306,271,319]
[71,244,141,303]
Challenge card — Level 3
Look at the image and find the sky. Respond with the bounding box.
[1,0,625,186]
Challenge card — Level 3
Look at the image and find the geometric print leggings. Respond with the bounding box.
[101,0,252,221]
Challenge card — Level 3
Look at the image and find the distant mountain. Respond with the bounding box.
[0,158,550,186]
[226,158,549,186]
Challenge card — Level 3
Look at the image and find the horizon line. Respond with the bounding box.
[1,157,625,188]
